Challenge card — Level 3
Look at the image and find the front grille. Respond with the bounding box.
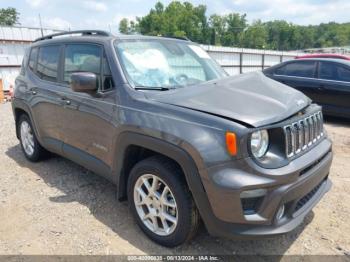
[283,111,324,158]
[294,180,324,212]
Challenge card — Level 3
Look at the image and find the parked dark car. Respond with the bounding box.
[13,30,332,247]
[264,58,350,119]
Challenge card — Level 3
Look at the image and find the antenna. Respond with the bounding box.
[38,14,44,37]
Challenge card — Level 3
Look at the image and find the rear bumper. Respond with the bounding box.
[199,138,333,238]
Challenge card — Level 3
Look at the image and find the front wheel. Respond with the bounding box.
[128,156,200,247]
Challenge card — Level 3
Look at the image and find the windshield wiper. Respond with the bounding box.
[134,86,173,91]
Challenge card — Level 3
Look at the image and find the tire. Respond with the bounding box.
[18,114,47,162]
[127,156,200,247]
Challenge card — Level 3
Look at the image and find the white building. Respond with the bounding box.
[0,26,62,91]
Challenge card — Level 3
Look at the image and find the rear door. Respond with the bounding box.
[27,44,63,153]
[269,60,320,102]
[317,61,350,116]
[56,43,117,173]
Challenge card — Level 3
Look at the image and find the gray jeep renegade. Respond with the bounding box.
[12,30,333,247]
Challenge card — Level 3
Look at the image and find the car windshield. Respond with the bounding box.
[114,39,227,89]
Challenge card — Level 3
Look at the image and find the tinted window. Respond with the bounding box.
[28,47,38,71]
[64,44,101,88]
[319,62,350,82]
[37,45,60,82]
[337,66,350,82]
[274,65,286,75]
[283,61,316,78]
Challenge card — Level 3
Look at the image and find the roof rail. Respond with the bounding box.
[162,35,191,41]
[34,30,112,42]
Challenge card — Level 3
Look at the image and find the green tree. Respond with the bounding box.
[119,18,139,34]
[242,20,267,49]
[119,18,129,34]
[208,14,226,45]
[0,7,19,26]
[118,2,350,50]
[222,13,247,46]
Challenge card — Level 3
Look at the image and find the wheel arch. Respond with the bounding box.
[12,100,39,140]
[114,132,206,201]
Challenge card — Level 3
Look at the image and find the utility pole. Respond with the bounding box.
[38,14,44,37]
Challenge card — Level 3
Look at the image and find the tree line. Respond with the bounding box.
[119,1,350,51]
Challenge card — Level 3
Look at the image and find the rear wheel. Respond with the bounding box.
[18,114,47,162]
[128,156,200,247]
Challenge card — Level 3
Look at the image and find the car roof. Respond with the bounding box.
[296,54,350,60]
[31,32,191,47]
[286,58,350,66]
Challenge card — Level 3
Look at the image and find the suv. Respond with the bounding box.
[13,30,333,247]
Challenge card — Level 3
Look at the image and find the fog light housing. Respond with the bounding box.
[240,189,267,215]
[276,205,285,220]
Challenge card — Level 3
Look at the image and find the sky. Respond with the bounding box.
[3,0,350,33]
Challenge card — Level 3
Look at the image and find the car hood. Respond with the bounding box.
[145,72,311,127]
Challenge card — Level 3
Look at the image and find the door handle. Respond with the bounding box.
[30,88,37,95]
[318,85,324,91]
[61,97,71,105]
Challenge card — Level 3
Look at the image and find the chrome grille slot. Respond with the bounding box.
[283,111,324,158]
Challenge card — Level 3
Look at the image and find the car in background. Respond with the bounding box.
[264,58,350,119]
[296,54,350,61]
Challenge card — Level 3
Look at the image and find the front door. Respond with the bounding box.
[56,43,117,174]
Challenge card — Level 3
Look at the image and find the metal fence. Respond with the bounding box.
[202,45,301,75]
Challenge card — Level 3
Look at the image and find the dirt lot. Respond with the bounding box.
[0,102,349,256]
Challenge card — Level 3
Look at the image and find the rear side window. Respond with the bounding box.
[37,45,61,82]
[279,61,316,78]
[28,47,38,71]
[319,62,350,82]
[64,44,101,88]
[337,66,350,82]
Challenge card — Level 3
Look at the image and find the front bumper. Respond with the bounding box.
[200,138,333,238]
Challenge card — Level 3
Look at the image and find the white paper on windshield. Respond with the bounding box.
[188,45,211,59]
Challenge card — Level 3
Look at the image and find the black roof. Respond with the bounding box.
[33,29,191,45]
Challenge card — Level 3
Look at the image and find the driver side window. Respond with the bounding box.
[64,44,102,89]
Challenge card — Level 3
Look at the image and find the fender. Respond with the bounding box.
[112,132,220,227]
[12,99,43,144]
[114,132,206,196]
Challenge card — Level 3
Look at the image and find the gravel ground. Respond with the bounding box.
[0,102,349,256]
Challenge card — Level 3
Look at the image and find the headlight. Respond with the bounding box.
[250,130,269,158]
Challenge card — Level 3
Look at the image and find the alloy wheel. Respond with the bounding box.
[133,174,178,236]
[20,120,35,156]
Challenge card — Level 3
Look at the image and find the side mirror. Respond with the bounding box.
[70,72,97,93]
